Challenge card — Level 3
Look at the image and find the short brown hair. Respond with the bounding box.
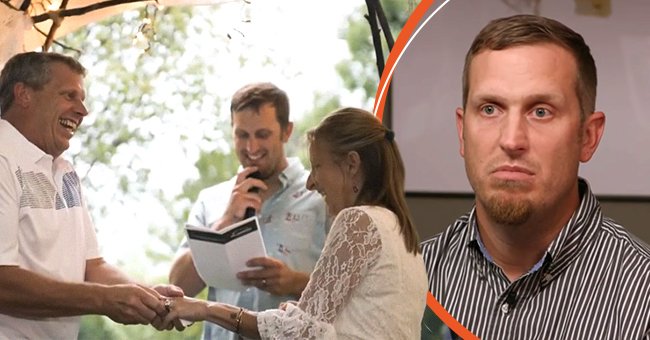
[0,52,86,115]
[230,82,290,130]
[307,107,420,255]
[462,14,597,119]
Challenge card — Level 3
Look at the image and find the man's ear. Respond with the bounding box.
[580,111,605,162]
[456,107,465,157]
[13,83,32,108]
[281,122,294,143]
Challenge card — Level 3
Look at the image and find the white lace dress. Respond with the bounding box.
[257,205,428,339]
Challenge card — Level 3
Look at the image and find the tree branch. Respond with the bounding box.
[34,25,83,54]
[1,0,20,11]
[365,0,385,80]
[42,0,70,51]
[19,0,30,11]
[31,0,150,51]
[371,0,394,50]
[31,0,150,23]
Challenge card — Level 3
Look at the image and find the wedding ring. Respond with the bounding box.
[164,298,173,312]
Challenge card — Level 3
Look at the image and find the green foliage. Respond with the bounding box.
[78,315,115,340]
[336,0,410,103]
[181,150,238,200]
[286,92,341,166]
[174,148,239,232]
[79,316,204,340]
[54,6,221,197]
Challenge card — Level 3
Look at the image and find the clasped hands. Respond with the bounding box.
[144,256,300,332]
[151,257,302,331]
[106,283,191,331]
[146,284,190,331]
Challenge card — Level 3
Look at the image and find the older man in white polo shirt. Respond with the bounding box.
[0,52,182,339]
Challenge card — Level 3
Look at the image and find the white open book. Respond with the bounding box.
[185,216,267,291]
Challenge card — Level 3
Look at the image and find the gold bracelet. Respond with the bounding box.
[234,307,244,334]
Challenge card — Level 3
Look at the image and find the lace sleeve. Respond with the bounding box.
[257,207,383,339]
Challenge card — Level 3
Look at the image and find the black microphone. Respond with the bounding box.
[244,171,262,219]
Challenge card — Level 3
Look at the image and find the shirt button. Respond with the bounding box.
[501,303,510,314]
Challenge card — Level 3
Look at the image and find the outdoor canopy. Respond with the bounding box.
[0,0,229,67]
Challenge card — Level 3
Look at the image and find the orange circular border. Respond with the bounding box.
[371,2,479,339]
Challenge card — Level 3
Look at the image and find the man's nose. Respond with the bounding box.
[76,101,88,117]
[499,112,529,157]
[246,138,260,153]
[306,173,315,191]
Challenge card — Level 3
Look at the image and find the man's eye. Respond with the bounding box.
[256,132,271,139]
[481,105,495,115]
[534,108,549,118]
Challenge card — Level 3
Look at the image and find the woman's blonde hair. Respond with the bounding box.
[307,107,420,254]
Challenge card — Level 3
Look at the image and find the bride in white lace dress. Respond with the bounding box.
[162,107,428,339]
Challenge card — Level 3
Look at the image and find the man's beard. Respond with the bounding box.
[482,181,533,226]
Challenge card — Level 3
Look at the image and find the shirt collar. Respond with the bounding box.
[471,213,549,276]
[542,178,602,279]
[279,157,305,189]
[0,119,53,164]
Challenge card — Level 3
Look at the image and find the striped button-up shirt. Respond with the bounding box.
[422,179,650,339]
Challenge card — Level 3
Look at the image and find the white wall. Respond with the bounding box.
[393,0,650,196]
